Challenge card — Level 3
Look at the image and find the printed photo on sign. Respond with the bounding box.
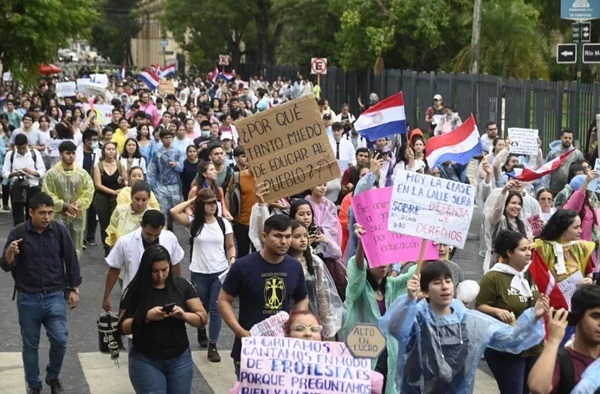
[240,337,371,394]
[234,94,341,203]
[388,170,475,249]
[352,187,438,267]
[507,128,539,156]
[82,103,114,127]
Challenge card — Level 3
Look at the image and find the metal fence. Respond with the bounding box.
[237,63,600,146]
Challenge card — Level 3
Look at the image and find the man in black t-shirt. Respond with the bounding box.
[218,215,309,378]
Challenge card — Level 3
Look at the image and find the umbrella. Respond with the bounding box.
[38,64,62,74]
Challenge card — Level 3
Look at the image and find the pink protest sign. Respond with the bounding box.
[240,337,371,393]
[352,187,438,267]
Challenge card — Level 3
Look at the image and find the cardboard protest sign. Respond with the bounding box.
[240,337,371,394]
[235,94,341,202]
[83,103,114,127]
[508,128,539,156]
[389,170,475,249]
[55,82,77,98]
[159,80,175,95]
[352,187,438,267]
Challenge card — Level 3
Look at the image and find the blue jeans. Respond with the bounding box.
[484,348,538,394]
[128,347,193,394]
[190,271,224,342]
[17,290,68,390]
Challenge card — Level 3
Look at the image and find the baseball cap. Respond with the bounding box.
[433,94,442,101]
[221,132,233,141]
[196,188,218,203]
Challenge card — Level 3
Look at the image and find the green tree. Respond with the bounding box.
[0,0,98,81]
[453,0,549,79]
[91,0,141,66]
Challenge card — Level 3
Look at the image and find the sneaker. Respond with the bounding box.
[45,377,65,394]
[197,326,208,348]
[87,241,98,246]
[27,388,41,394]
[207,342,221,362]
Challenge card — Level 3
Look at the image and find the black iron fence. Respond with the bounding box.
[237,63,599,146]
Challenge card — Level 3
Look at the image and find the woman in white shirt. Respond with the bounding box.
[120,138,147,175]
[394,144,425,173]
[169,188,236,364]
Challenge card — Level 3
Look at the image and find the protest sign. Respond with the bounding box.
[557,271,584,309]
[389,170,475,249]
[240,337,371,394]
[352,187,438,267]
[588,158,600,192]
[235,94,341,203]
[55,82,77,98]
[508,128,539,156]
[159,80,175,95]
[345,323,386,359]
[2,72,12,82]
[77,78,91,95]
[90,73,109,86]
[83,103,114,126]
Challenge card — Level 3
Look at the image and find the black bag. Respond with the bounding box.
[228,172,242,223]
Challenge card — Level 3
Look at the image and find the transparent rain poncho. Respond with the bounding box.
[42,163,94,256]
[379,295,545,394]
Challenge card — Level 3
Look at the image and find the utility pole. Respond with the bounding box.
[469,0,483,74]
[575,22,583,139]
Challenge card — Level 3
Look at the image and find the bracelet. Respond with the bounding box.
[229,256,237,260]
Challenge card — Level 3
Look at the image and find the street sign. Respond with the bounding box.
[345,323,386,359]
[562,0,600,21]
[219,54,230,66]
[557,43,577,64]
[583,43,600,63]
[573,22,592,42]
[160,51,174,55]
[310,57,328,75]
[159,40,169,48]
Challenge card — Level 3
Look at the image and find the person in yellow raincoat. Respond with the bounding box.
[116,166,159,210]
[105,181,154,248]
[42,141,94,256]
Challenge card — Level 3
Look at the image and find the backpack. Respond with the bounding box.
[10,149,37,167]
[189,216,227,262]
[321,257,348,302]
[221,166,234,194]
[228,171,242,223]
[11,220,67,300]
[556,347,576,394]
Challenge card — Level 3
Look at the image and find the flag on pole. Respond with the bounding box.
[138,69,160,90]
[354,92,406,140]
[508,149,575,182]
[529,250,570,310]
[425,115,483,169]
[159,63,176,79]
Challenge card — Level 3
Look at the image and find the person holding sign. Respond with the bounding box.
[476,230,542,394]
[343,224,418,394]
[563,171,600,242]
[379,262,549,394]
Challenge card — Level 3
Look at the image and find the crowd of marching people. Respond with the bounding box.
[0,68,600,394]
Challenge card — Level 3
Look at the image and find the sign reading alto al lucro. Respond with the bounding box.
[235,94,341,202]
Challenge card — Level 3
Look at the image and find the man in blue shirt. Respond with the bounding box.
[0,191,82,394]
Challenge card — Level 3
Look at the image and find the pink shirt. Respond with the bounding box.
[563,189,599,242]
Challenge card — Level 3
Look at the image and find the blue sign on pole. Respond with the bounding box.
[562,0,600,20]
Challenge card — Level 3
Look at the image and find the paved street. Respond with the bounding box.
[0,207,500,393]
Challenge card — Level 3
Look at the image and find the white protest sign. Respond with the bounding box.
[508,128,539,156]
[589,158,600,193]
[90,73,109,87]
[240,337,371,394]
[77,78,91,95]
[388,170,475,249]
[2,72,12,82]
[83,103,114,127]
[557,271,584,309]
[55,82,77,98]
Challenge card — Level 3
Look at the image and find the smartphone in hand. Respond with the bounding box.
[162,302,176,314]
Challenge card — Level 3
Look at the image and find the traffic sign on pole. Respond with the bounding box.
[562,0,600,21]
[310,58,328,75]
[345,323,386,359]
[583,43,600,63]
[159,40,169,48]
[557,43,577,64]
[573,22,592,42]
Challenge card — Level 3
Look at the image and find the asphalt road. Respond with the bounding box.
[0,207,499,394]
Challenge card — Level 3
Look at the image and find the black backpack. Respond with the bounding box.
[228,172,242,223]
[556,347,576,394]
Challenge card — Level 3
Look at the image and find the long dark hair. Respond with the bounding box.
[366,268,387,295]
[288,219,315,276]
[196,160,219,196]
[121,138,142,159]
[120,245,177,336]
[289,199,315,228]
[503,191,527,235]
[396,144,413,166]
[189,194,215,237]
[539,209,579,241]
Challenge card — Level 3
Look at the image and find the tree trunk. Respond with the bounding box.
[469,0,483,74]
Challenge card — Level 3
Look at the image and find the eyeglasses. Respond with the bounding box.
[291,324,323,333]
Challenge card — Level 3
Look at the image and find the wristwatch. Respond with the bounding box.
[71,287,80,294]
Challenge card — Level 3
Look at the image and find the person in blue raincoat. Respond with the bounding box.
[571,357,600,394]
[379,261,549,394]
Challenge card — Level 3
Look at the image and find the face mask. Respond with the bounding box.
[91,141,99,150]
[201,130,211,138]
